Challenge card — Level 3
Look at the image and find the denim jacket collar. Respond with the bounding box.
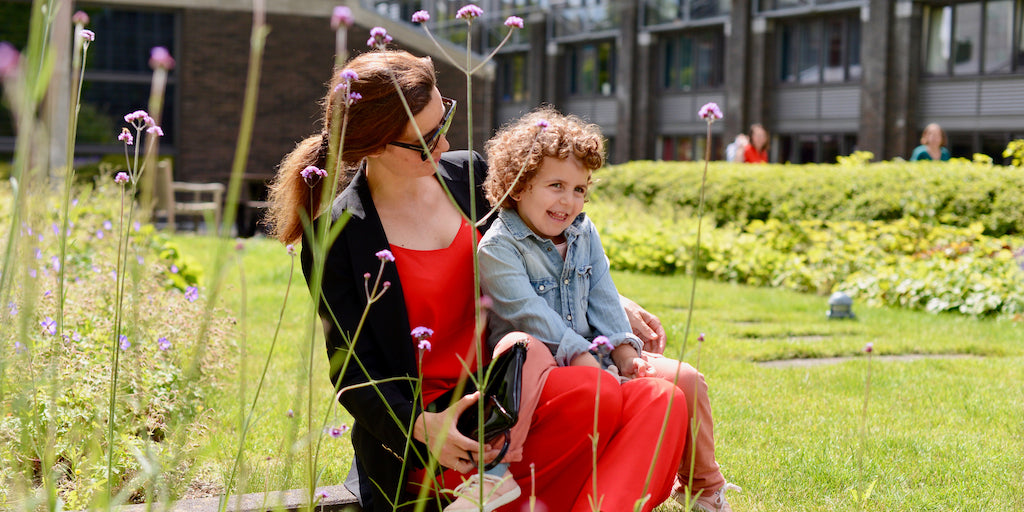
[497,207,587,244]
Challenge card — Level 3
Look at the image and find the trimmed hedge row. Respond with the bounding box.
[594,160,1024,236]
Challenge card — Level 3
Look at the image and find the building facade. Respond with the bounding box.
[375,0,1024,164]
[2,0,1023,181]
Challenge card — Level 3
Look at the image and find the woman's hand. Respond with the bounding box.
[413,391,502,473]
[621,296,666,354]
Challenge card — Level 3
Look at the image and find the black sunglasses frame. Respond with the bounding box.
[388,97,457,161]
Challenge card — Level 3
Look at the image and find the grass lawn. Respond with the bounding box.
[171,234,1024,511]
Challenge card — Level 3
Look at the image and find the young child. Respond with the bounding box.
[476,107,740,512]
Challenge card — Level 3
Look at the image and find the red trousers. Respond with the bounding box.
[503,366,688,511]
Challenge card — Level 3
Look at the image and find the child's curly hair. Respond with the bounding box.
[484,106,605,209]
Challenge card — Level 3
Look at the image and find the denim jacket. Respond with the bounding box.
[478,208,643,366]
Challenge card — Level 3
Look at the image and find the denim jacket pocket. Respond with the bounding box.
[531,276,557,296]
[574,265,593,306]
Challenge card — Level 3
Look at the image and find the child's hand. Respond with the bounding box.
[611,344,645,377]
[570,352,601,368]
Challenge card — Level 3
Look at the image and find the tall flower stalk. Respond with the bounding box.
[636,102,723,511]
[107,110,164,499]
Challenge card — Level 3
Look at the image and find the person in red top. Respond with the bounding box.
[266,49,691,512]
[742,123,770,163]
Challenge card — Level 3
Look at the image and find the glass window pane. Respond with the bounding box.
[984,0,1013,73]
[848,16,862,79]
[690,0,730,19]
[925,6,952,74]
[798,22,821,83]
[823,18,845,82]
[952,3,981,75]
[780,24,796,82]
[696,33,715,87]
[679,36,694,90]
[1018,3,1024,70]
[597,41,614,95]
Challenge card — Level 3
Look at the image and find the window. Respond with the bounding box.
[778,14,861,84]
[923,0,1024,75]
[77,8,177,148]
[658,135,722,161]
[567,41,615,96]
[643,0,731,25]
[553,0,620,37]
[758,0,859,11]
[662,30,724,91]
[496,53,528,102]
[777,133,857,163]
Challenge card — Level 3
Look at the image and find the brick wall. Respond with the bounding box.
[176,9,491,184]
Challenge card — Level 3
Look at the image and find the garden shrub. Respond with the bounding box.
[0,179,233,508]
[597,159,1024,236]
[588,193,1024,318]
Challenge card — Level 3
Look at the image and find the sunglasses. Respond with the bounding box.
[388,97,457,161]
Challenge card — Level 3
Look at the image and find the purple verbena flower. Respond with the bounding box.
[147,125,164,137]
[300,165,327,187]
[72,331,82,342]
[325,424,350,438]
[536,119,549,130]
[864,342,874,353]
[0,42,19,80]
[117,127,134,145]
[40,317,57,335]
[149,46,175,70]
[157,336,171,351]
[170,264,179,274]
[124,110,151,123]
[347,91,362,103]
[418,339,431,352]
[411,10,430,23]
[331,6,353,30]
[119,335,130,350]
[367,27,392,47]
[318,491,329,500]
[339,69,359,82]
[456,4,484,20]
[95,230,104,240]
[411,326,434,342]
[114,172,129,184]
[588,335,613,351]
[103,220,113,230]
[698,102,723,122]
[504,16,524,29]
[80,29,95,42]
[697,332,705,342]
[286,409,294,418]
[184,285,199,302]
[375,249,395,262]
[73,11,90,26]
[286,244,296,256]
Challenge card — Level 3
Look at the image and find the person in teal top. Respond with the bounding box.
[910,123,951,161]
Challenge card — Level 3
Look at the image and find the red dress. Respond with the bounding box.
[743,144,768,163]
[393,219,688,511]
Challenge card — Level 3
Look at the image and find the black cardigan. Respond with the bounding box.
[300,151,492,511]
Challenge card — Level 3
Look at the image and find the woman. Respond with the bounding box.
[910,123,951,161]
[266,50,689,512]
[743,123,770,164]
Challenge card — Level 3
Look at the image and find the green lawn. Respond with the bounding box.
[172,234,1024,511]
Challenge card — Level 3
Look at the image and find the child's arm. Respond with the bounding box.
[570,351,602,368]
[580,218,646,361]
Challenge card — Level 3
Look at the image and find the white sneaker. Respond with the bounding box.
[673,482,742,512]
[444,472,522,512]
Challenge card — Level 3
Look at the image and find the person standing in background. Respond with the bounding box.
[910,123,951,161]
[742,124,769,164]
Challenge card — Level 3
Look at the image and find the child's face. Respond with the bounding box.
[514,156,591,241]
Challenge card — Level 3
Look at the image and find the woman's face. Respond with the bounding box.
[922,125,943,147]
[751,126,768,149]
[384,88,452,168]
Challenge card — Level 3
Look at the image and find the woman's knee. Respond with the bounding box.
[624,377,688,422]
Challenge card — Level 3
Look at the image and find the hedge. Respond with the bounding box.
[594,159,1024,236]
